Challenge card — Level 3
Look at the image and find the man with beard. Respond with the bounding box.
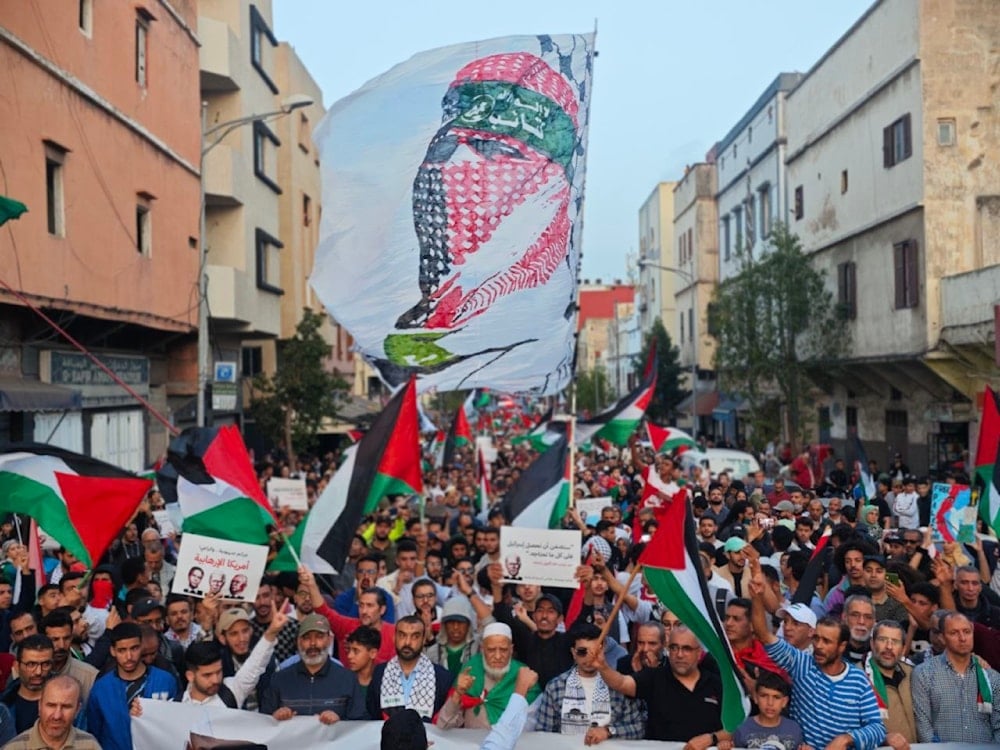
[1,635,55,733]
[387,51,582,371]
[261,614,366,723]
[163,594,201,649]
[2,676,96,750]
[537,623,645,741]
[592,623,725,744]
[863,620,915,750]
[301,568,397,663]
[367,615,451,721]
[41,609,97,706]
[249,579,299,663]
[215,608,278,711]
[86,623,176,750]
[749,564,886,750]
[438,622,537,729]
[843,595,877,665]
[333,554,397,624]
[174,611,285,708]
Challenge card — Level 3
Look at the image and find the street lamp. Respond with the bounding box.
[197,94,314,427]
[637,259,699,433]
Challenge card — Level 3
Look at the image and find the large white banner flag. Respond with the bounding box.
[132,699,964,750]
[312,34,595,395]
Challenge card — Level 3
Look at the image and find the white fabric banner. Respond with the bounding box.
[131,699,976,750]
[312,33,595,396]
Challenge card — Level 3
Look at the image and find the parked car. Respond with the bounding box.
[679,448,761,481]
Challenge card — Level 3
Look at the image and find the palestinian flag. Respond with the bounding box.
[506,434,571,529]
[576,344,656,447]
[443,403,474,468]
[511,418,566,453]
[639,488,749,732]
[270,445,357,574]
[0,445,152,568]
[851,434,876,503]
[476,446,489,514]
[474,389,491,410]
[984,449,1000,537]
[791,525,832,606]
[161,425,279,545]
[347,429,365,443]
[974,386,1000,528]
[306,376,422,571]
[647,423,696,454]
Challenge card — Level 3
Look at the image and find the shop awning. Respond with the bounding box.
[676,390,720,417]
[712,395,748,420]
[0,379,82,412]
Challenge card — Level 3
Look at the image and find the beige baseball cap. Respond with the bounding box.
[216,608,251,636]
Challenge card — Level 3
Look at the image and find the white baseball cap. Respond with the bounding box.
[776,602,817,628]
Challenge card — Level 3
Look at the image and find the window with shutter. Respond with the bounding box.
[883,114,913,168]
[905,240,919,307]
[893,240,919,309]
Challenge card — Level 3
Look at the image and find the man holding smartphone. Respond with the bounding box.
[863,556,909,627]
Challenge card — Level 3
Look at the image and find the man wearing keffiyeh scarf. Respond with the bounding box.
[862,620,915,748]
[368,616,452,722]
[535,624,646,742]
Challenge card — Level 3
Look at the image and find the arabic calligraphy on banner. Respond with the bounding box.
[500,527,581,589]
[171,533,269,602]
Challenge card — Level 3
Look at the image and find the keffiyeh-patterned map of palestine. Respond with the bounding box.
[311,34,594,395]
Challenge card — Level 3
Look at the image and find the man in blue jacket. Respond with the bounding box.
[86,622,176,750]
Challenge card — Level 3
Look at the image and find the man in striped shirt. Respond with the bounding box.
[748,559,886,750]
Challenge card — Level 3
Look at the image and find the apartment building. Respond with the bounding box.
[786,0,1000,471]
[0,0,201,467]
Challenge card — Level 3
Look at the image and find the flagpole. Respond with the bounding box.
[596,564,643,643]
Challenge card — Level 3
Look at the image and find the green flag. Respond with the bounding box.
[0,196,27,227]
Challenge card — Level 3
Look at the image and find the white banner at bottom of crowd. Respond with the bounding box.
[130,699,986,750]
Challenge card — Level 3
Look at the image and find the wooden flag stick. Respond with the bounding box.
[597,564,643,643]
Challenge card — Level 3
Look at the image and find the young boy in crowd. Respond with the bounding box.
[721,671,803,750]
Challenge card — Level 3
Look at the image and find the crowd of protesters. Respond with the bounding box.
[0,423,998,750]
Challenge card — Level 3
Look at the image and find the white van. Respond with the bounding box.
[679,448,761,480]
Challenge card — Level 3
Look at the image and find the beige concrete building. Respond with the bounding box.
[637,183,677,342]
[199,0,354,430]
[672,163,719,432]
[0,0,201,466]
[786,0,1000,472]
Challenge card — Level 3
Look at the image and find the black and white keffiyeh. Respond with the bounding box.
[560,668,612,734]
[381,655,438,719]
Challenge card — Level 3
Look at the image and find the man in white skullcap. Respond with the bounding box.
[437,623,541,729]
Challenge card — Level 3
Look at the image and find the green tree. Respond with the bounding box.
[632,318,687,423]
[576,368,615,414]
[709,223,848,451]
[248,308,348,459]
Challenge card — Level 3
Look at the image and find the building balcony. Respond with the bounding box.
[199,16,241,92]
[203,143,247,207]
[206,264,280,338]
[939,264,1000,347]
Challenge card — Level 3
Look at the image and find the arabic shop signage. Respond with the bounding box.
[40,350,150,405]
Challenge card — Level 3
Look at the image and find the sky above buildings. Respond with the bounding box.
[273,0,874,282]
